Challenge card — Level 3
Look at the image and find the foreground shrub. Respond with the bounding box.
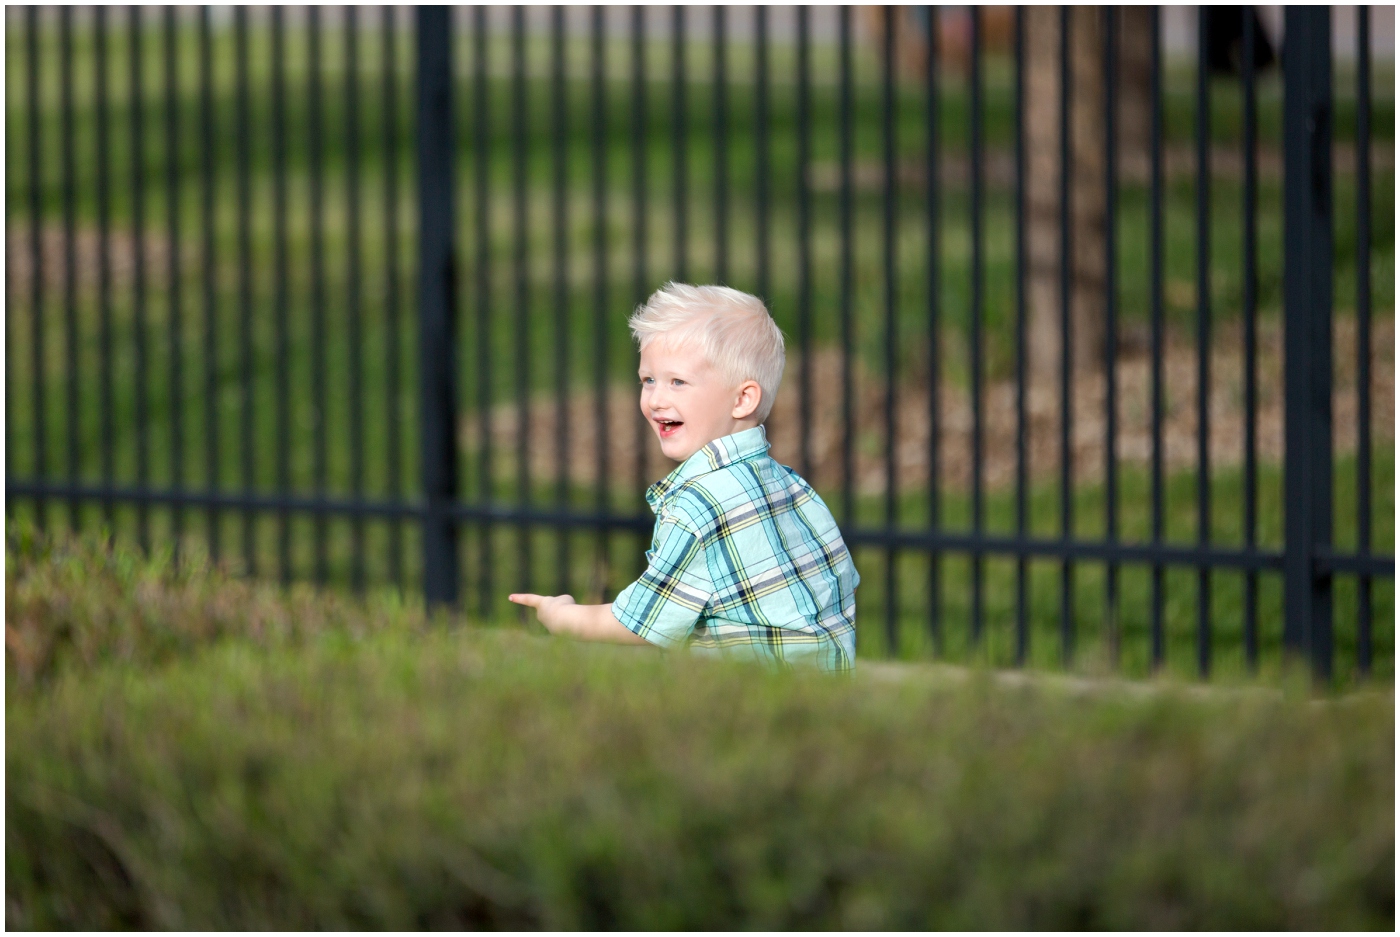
[5,526,432,692]
[6,534,1395,928]
[7,648,1392,927]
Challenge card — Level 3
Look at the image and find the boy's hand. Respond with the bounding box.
[508,593,576,633]
[506,593,652,646]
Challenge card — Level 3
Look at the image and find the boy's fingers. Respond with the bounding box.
[508,593,545,608]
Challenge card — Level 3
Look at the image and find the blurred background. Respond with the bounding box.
[5,6,1394,680]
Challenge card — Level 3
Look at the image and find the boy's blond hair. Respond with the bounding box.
[628,282,786,422]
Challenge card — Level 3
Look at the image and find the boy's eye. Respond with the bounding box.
[671,379,685,387]
[640,377,653,386]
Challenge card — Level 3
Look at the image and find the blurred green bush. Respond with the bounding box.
[6,532,1394,929]
[4,525,434,693]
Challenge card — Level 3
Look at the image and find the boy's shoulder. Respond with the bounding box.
[661,452,817,533]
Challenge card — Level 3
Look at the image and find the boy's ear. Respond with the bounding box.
[732,380,763,420]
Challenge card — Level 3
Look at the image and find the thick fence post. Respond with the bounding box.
[416,7,459,608]
[1282,7,1332,679]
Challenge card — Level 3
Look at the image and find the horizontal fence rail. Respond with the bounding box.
[5,5,1394,682]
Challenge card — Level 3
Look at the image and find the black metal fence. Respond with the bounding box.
[5,6,1393,681]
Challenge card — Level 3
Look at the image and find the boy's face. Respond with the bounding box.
[638,337,760,463]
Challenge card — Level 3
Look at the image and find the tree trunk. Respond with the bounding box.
[1025,7,1151,382]
[1117,6,1155,184]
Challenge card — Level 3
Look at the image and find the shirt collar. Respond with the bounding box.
[645,425,771,512]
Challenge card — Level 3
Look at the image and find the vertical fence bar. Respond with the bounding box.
[797,6,812,482]
[548,3,565,591]
[1103,6,1118,662]
[881,6,898,655]
[925,4,941,652]
[1282,6,1333,680]
[199,5,220,562]
[756,7,770,303]
[1148,5,1164,669]
[272,6,290,585]
[1057,5,1074,663]
[309,7,327,583]
[131,6,151,551]
[346,7,365,592]
[673,7,688,282]
[970,6,985,646]
[1013,6,1028,665]
[1356,5,1373,676]
[592,7,612,599]
[714,7,728,283]
[1193,7,1211,677]
[93,5,112,532]
[3,143,8,497]
[551,6,570,597]
[1241,5,1259,668]
[472,7,494,616]
[416,4,460,608]
[511,7,532,598]
[27,6,47,530]
[839,5,854,530]
[61,6,77,530]
[4,200,9,497]
[164,7,185,560]
[383,6,404,591]
[235,6,253,572]
[633,8,650,505]
[4,224,9,498]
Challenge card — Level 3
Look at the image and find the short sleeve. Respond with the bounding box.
[611,512,713,649]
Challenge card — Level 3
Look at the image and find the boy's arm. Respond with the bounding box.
[508,594,654,646]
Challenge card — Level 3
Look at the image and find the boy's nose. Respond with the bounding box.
[641,389,667,414]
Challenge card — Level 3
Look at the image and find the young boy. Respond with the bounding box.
[509,283,859,672]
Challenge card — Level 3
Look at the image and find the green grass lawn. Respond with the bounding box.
[5,530,1393,928]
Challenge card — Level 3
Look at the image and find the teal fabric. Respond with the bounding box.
[611,426,859,672]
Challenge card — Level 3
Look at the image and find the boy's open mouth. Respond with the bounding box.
[655,418,683,439]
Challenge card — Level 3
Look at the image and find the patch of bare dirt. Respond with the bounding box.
[7,224,175,302]
[465,314,1393,498]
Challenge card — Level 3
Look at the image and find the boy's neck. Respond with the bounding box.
[673,420,763,463]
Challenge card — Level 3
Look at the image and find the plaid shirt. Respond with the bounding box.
[611,426,859,672]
